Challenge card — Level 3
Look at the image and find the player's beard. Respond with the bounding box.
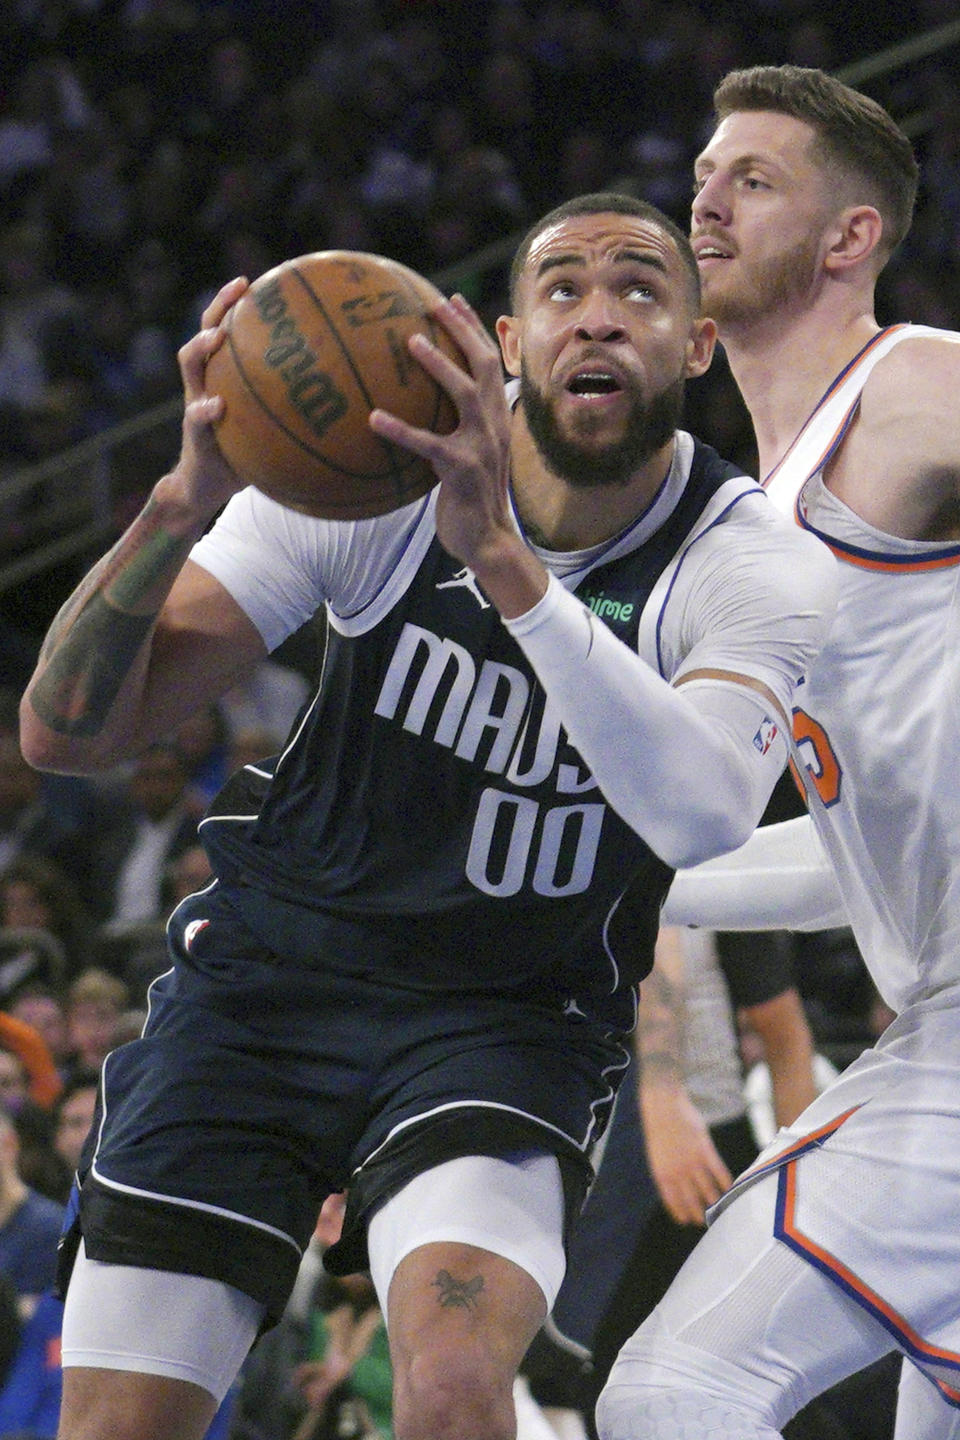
[702,231,822,328]
[519,362,684,489]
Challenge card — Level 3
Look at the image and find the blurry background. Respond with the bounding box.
[1,10,951,1435]
[2,0,960,672]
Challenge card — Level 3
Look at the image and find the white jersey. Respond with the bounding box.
[764,323,960,1015]
[703,327,960,1366]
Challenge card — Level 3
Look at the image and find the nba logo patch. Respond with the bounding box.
[753,717,779,755]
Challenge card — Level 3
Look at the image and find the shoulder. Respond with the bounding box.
[691,485,838,611]
[651,490,837,695]
[861,326,960,419]
[843,325,960,524]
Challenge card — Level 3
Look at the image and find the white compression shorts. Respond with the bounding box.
[367,1152,567,1322]
[61,1239,264,1404]
[61,1153,566,1402]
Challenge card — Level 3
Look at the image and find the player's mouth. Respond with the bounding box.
[562,362,629,406]
[693,235,734,267]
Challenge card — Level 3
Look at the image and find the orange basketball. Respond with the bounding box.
[204,250,463,520]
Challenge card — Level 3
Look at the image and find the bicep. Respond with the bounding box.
[676,666,789,729]
[139,559,269,741]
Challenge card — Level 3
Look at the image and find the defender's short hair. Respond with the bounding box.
[713,65,919,261]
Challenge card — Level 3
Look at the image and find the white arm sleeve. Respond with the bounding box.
[662,814,849,931]
[506,576,795,869]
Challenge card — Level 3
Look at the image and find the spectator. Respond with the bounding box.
[8,1097,70,1206]
[162,844,214,911]
[0,1048,30,1117]
[0,928,68,1011]
[172,702,232,814]
[0,734,92,893]
[0,853,97,981]
[0,1288,64,1439]
[88,742,199,929]
[62,967,128,1078]
[6,985,70,1077]
[0,1107,63,1317]
[0,1012,62,1111]
[51,1068,100,1180]
[219,658,311,745]
[230,1195,392,1440]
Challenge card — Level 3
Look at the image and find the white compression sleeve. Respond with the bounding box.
[662,814,848,931]
[505,576,790,869]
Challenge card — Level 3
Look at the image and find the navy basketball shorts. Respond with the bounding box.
[61,882,631,1324]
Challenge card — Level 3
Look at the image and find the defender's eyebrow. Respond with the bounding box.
[696,152,788,180]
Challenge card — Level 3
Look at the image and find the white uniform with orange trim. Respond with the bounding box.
[716,323,960,1392]
[598,325,960,1437]
[766,323,960,1015]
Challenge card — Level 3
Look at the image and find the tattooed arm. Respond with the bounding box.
[20,279,267,775]
[636,927,733,1227]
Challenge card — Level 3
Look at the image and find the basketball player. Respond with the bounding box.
[596,67,960,1440]
[19,193,834,1440]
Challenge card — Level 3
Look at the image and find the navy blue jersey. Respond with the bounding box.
[201,439,742,1000]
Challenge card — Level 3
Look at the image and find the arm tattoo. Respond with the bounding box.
[637,963,685,1081]
[30,596,155,736]
[639,1050,685,1082]
[31,503,197,738]
[432,1269,485,1311]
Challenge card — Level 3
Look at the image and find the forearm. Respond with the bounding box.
[662,815,848,930]
[20,473,217,773]
[636,941,686,1099]
[766,1040,818,1129]
[745,989,818,1128]
[505,576,784,867]
[638,927,733,1222]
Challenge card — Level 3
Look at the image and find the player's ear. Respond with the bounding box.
[824,205,883,273]
[684,315,717,379]
[496,314,522,377]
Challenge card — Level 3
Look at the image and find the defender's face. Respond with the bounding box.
[691,110,837,326]
[498,213,712,457]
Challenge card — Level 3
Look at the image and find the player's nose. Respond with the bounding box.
[574,289,626,342]
[692,171,731,227]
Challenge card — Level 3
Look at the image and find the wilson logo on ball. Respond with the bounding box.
[204,250,464,520]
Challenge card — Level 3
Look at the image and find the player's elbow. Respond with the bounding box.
[659,806,755,870]
[652,765,758,870]
[19,694,124,776]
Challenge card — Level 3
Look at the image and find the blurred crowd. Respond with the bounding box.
[2,0,960,585]
[0,2,956,1437]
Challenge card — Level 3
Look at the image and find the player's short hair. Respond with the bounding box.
[509,192,702,312]
[713,65,919,263]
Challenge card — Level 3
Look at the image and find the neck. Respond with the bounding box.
[509,409,675,550]
[720,294,880,480]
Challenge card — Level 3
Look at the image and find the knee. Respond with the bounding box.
[392,1338,516,1440]
[595,1326,781,1440]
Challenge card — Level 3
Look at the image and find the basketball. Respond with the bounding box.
[204,250,464,520]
